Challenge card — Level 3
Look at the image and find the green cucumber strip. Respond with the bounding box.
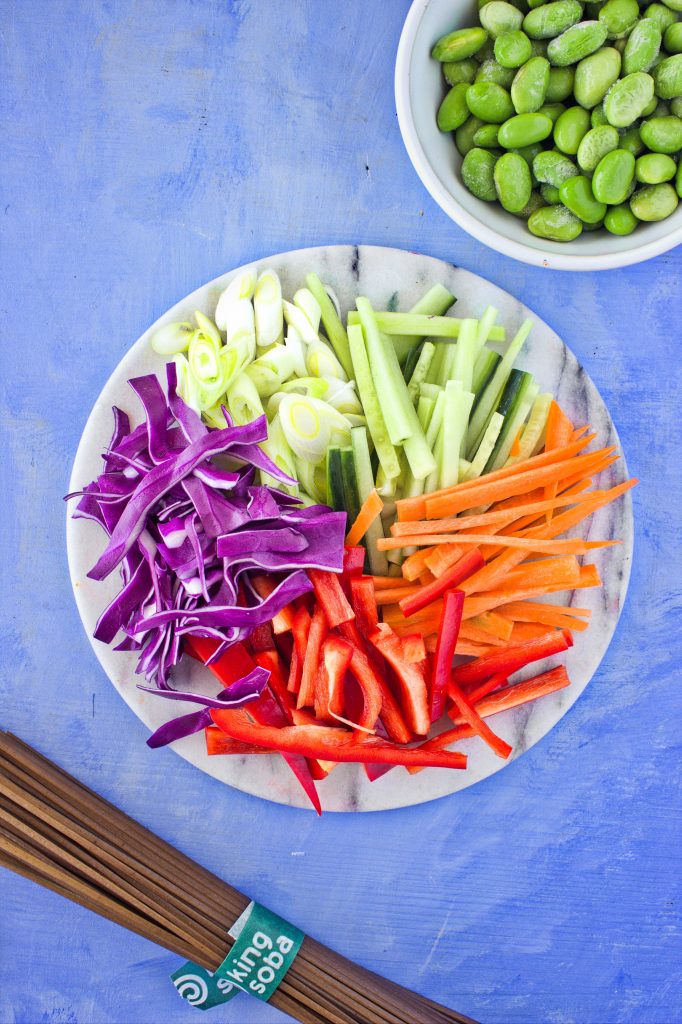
[402,342,423,384]
[350,426,388,576]
[340,446,361,525]
[475,305,500,354]
[347,310,505,341]
[382,283,455,365]
[440,383,475,490]
[375,463,398,498]
[305,272,354,378]
[459,457,473,478]
[466,318,533,458]
[347,323,401,479]
[488,382,538,473]
[425,343,448,384]
[326,447,345,512]
[452,318,478,393]
[419,382,443,401]
[472,349,501,400]
[417,395,436,432]
[507,392,553,465]
[462,412,505,481]
[483,370,535,474]
[407,342,436,403]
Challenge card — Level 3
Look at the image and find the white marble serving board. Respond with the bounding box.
[66,245,633,812]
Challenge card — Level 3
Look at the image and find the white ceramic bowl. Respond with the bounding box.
[395,0,682,271]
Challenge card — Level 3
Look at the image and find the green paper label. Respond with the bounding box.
[171,901,304,1010]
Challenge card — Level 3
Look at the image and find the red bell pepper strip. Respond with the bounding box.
[465,672,509,705]
[343,545,366,578]
[369,626,430,736]
[307,568,355,628]
[252,649,293,723]
[249,622,276,653]
[210,711,467,769]
[205,728,271,756]
[450,629,573,690]
[338,621,395,735]
[399,548,485,618]
[402,634,427,665]
[297,605,327,710]
[449,677,512,760]
[185,635,255,682]
[315,635,353,720]
[287,606,311,693]
[431,589,464,723]
[349,577,379,640]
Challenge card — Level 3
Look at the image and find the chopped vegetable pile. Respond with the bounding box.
[70,267,636,812]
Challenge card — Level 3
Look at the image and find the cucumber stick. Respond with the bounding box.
[392,284,456,365]
[452,318,478,393]
[488,381,539,473]
[347,324,401,479]
[462,412,504,481]
[326,447,345,512]
[472,349,501,399]
[407,341,436,404]
[417,395,435,432]
[340,447,361,526]
[475,305,500,354]
[347,310,505,341]
[350,426,389,576]
[483,371,535,474]
[466,318,533,458]
[305,272,354,378]
[506,392,553,466]
[440,382,475,490]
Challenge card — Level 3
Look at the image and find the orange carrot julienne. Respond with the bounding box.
[468,611,514,642]
[345,488,383,547]
[375,585,421,606]
[371,575,414,590]
[509,621,560,643]
[499,600,591,621]
[424,543,465,577]
[459,622,509,647]
[575,564,602,588]
[544,402,574,524]
[401,548,433,581]
[378,533,620,555]
[510,426,523,458]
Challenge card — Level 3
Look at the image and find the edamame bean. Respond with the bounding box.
[619,125,646,154]
[546,66,576,100]
[528,204,584,238]
[541,182,563,201]
[604,203,640,233]
[635,151,677,181]
[663,23,682,55]
[641,94,661,116]
[443,58,479,86]
[671,96,682,115]
[534,148,580,184]
[511,56,551,111]
[577,124,620,170]
[554,105,591,151]
[476,38,497,63]
[598,0,640,39]
[476,59,517,87]
[437,84,471,131]
[676,159,682,197]
[494,151,533,209]
[592,148,636,202]
[661,0,682,12]
[529,38,550,58]
[538,101,567,122]
[583,219,605,231]
[574,47,622,107]
[514,192,549,218]
[591,101,610,125]
[523,0,584,39]
[560,174,609,220]
[480,1,525,38]
[467,81,516,121]
[622,18,662,74]
[548,21,610,66]
[495,30,534,67]
[630,181,680,217]
[473,123,502,146]
[455,116,485,156]
[653,54,682,98]
[603,71,655,125]
[643,4,679,34]
[462,148,500,200]
[433,27,489,61]
[640,114,682,150]
[498,111,555,145]
[652,100,672,117]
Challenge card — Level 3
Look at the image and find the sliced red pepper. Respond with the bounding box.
[252,649,293,723]
[449,676,512,760]
[338,620,412,744]
[297,605,327,710]
[287,606,311,693]
[450,629,573,690]
[315,635,353,720]
[205,727,269,755]
[185,635,255,683]
[402,634,427,665]
[465,672,509,705]
[343,545,366,579]
[210,711,466,769]
[249,622,276,653]
[399,548,485,618]
[431,589,464,723]
[349,577,379,640]
[307,568,355,628]
[369,626,430,736]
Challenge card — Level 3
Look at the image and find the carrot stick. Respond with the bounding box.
[544,401,574,524]
[379,532,619,555]
[424,543,465,577]
[571,424,591,441]
[371,576,415,590]
[468,611,514,642]
[375,585,421,606]
[575,564,602,588]
[509,621,560,643]
[503,555,582,589]
[345,489,383,547]
[459,622,509,647]
[401,548,433,581]
[499,600,591,622]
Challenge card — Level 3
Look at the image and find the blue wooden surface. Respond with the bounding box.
[1,2,680,1022]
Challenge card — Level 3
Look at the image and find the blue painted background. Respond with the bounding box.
[1,2,681,1022]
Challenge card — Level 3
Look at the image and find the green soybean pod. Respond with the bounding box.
[604,72,656,126]
[604,203,640,233]
[538,101,567,122]
[466,81,516,121]
[554,105,591,152]
[664,23,682,55]
[547,21,610,66]
[643,4,679,33]
[494,151,533,209]
[473,122,502,146]
[560,174,609,220]
[577,123,620,170]
[433,27,489,61]
[528,204,584,238]
[591,101,609,125]
[495,30,534,67]
[541,182,563,201]
[534,148,580,184]
[546,65,576,100]
[635,151,678,181]
[598,0,640,38]
[592,148,636,201]
[653,54,682,98]
[622,18,662,74]
[455,116,486,156]
[640,114,682,150]
[476,58,517,86]
[574,47,622,107]
[523,0,584,39]
[619,125,646,155]
[462,147,500,200]
[671,96,682,115]
[511,56,551,111]
[437,83,472,131]
[480,1,525,37]
[630,181,680,217]
[498,111,555,145]
[443,58,480,86]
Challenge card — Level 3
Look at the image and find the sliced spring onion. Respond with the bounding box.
[194,310,222,347]
[324,378,363,416]
[254,270,283,348]
[226,372,264,425]
[350,426,388,575]
[278,394,351,464]
[214,270,256,331]
[347,310,506,341]
[173,354,202,413]
[151,321,194,356]
[506,392,553,466]
[225,298,257,363]
[305,272,354,378]
[202,403,230,429]
[462,411,504,481]
[306,338,348,381]
[347,323,400,480]
[293,288,321,334]
[284,325,307,377]
[283,299,319,345]
[407,341,436,404]
[260,413,298,495]
[244,345,295,398]
[188,330,221,387]
[281,376,329,399]
[452,318,478,393]
[466,318,533,457]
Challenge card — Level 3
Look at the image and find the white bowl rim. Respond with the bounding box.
[395,0,682,272]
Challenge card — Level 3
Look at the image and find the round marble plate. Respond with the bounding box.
[67,245,633,813]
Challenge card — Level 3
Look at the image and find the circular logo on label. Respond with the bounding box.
[174,974,209,1006]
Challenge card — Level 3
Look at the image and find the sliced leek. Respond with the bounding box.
[254,270,283,348]
[278,394,351,464]
[227,372,264,425]
[244,345,295,398]
[151,321,194,356]
[305,272,354,378]
[260,413,298,495]
[214,269,256,331]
